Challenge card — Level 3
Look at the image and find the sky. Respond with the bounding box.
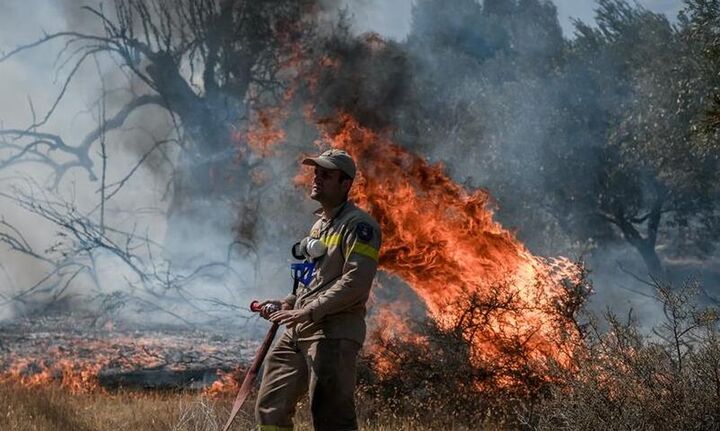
[343,0,685,40]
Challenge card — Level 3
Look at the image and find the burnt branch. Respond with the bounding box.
[0,94,164,188]
[0,180,243,325]
[0,0,308,209]
[93,137,177,209]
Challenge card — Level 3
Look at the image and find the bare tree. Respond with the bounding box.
[0,0,324,319]
[0,0,314,241]
[0,176,248,326]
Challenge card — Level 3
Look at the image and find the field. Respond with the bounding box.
[0,383,482,431]
[3,281,720,431]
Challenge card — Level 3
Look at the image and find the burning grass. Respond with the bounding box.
[0,316,257,394]
[2,279,719,430]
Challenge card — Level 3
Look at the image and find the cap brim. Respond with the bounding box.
[302,157,339,170]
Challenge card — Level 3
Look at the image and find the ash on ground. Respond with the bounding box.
[0,315,262,391]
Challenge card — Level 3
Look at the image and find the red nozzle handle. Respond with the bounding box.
[250,301,262,312]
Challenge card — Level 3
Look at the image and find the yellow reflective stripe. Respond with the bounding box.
[258,426,293,431]
[350,242,379,261]
[321,233,343,247]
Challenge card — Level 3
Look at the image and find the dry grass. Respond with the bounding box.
[0,383,474,431]
[6,279,717,430]
[0,384,227,431]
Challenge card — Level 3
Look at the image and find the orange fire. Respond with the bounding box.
[0,331,250,395]
[231,29,307,158]
[1,28,586,396]
[0,339,117,394]
[204,369,242,397]
[298,112,586,386]
[1,357,106,394]
[368,304,430,377]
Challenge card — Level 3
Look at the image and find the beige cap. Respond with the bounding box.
[302,149,357,179]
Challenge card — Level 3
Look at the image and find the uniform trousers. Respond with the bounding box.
[255,331,361,431]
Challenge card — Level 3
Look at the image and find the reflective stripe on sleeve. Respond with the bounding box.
[349,242,379,261]
[321,233,343,247]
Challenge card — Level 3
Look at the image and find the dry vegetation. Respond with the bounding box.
[359,278,720,430]
[0,383,468,431]
[0,385,216,431]
[3,280,719,430]
[525,280,720,430]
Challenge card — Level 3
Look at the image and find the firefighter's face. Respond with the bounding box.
[311,166,351,204]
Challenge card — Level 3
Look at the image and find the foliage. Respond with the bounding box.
[402,0,720,277]
[359,271,590,427]
[524,279,720,430]
[360,278,720,430]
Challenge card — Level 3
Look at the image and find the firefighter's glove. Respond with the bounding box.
[258,301,282,319]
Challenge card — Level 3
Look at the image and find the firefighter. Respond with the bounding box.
[255,149,382,431]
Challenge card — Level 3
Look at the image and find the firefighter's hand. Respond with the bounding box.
[270,308,312,328]
[257,300,283,320]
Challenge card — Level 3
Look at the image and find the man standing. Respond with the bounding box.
[255,149,382,431]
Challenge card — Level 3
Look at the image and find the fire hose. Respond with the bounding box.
[222,238,323,431]
[221,300,279,431]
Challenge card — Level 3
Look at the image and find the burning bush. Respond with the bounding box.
[360,277,720,430]
[359,272,590,427]
[523,279,720,430]
[360,315,521,427]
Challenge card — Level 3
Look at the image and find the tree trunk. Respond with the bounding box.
[142,48,269,263]
[162,116,255,263]
[635,240,665,278]
[138,53,249,258]
[609,203,666,278]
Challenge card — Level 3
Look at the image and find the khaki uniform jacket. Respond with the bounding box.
[284,200,381,346]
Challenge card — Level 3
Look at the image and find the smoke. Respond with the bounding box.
[0,0,352,328]
[0,0,100,317]
[299,0,701,327]
[399,1,633,321]
[0,1,223,325]
[554,0,683,36]
[0,0,704,333]
[337,0,413,41]
[332,0,684,40]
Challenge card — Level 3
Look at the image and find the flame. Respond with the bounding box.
[232,29,306,158]
[273,27,587,389]
[243,108,287,156]
[1,28,587,397]
[0,332,250,395]
[203,369,242,397]
[0,339,116,394]
[369,304,429,377]
[298,113,586,386]
[1,357,106,394]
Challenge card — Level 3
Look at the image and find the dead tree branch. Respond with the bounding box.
[0,179,245,325]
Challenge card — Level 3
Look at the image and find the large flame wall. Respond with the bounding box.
[299,113,584,383]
